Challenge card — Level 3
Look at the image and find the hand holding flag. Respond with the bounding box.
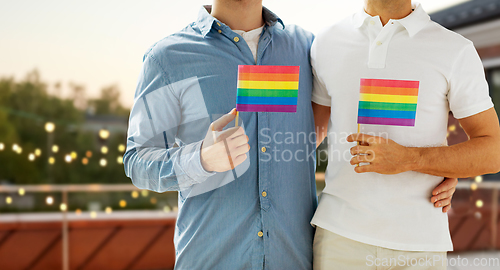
[351,78,420,170]
[200,109,250,172]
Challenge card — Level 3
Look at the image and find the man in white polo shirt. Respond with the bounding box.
[311,0,500,269]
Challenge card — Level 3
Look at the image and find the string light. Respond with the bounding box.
[70,151,77,159]
[86,151,92,158]
[476,200,484,208]
[75,209,82,215]
[99,129,110,140]
[117,156,123,164]
[105,207,112,214]
[82,157,89,165]
[60,203,67,211]
[90,211,97,219]
[12,144,22,154]
[101,146,108,154]
[48,157,55,165]
[448,125,456,132]
[141,190,148,197]
[131,191,139,199]
[64,154,72,163]
[163,206,171,212]
[28,153,35,161]
[45,122,55,133]
[6,196,12,204]
[475,176,483,183]
[118,144,125,152]
[99,158,107,167]
[119,200,127,208]
[46,196,54,205]
[52,145,59,153]
[150,197,157,204]
[34,148,41,156]
[0,143,4,151]
[18,188,25,196]
[470,183,478,191]
[474,211,482,219]
[173,206,178,212]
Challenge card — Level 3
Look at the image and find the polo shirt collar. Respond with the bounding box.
[397,2,430,37]
[352,1,430,37]
[352,8,372,29]
[197,5,284,38]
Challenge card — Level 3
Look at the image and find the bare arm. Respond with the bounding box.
[415,108,500,177]
[312,102,331,148]
[315,103,457,212]
[348,108,500,178]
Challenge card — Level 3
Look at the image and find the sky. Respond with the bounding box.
[0,0,469,107]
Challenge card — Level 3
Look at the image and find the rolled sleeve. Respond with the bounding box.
[179,140,216,183]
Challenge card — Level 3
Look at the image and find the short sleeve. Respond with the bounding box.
[448,43,494,119]
[311,39,332,107]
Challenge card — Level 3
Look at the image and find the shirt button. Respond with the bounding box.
[369,20,375,25]
[216,22,221,26]
[262,191,267,197]
[261,147,267,153]
[258,231,264,237]
[234,36,240,42]
[218,30,222,33]
[376,41,382,46]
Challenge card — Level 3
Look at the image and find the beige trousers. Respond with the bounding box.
[313,227,447,270]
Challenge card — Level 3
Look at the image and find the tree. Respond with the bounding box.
[0,70,130,184]
[88,85,129,116]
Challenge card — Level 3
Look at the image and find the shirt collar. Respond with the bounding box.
[397,2,430,37]
[197,5,284,38]
[352,1,430,37]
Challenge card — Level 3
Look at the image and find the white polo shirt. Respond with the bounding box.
[311,2,493,251]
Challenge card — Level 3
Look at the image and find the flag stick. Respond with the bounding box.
[357,123,360,167]
[235,110,239,127]
[212,125,217,143]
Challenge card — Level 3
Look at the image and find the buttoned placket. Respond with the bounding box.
[257,26,273,214]
[367,19,401,69]
[215,20,275,246]
[212,20,277,254]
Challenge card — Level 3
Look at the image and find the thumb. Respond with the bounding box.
[211,108,237,131]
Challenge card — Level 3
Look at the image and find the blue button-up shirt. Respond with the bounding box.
[124,6,317,270]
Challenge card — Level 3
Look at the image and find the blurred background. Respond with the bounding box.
[1,0,500,269]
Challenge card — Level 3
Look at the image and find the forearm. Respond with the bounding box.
[409,136,500,178]
[124,141,214,192]
[312,102,331,148]
[315,125,328,148]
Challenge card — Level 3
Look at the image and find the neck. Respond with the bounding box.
[364,0,412,26]
[211,0,264,31]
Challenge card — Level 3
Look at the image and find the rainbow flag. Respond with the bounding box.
[236,65,300,113]
[357,78,419,126]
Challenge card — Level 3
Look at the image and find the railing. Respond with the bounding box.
[0,184,162,270]
[0,180,499,269]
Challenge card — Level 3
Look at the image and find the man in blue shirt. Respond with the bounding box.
[124,1,316,269]
[124,1,456,269]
